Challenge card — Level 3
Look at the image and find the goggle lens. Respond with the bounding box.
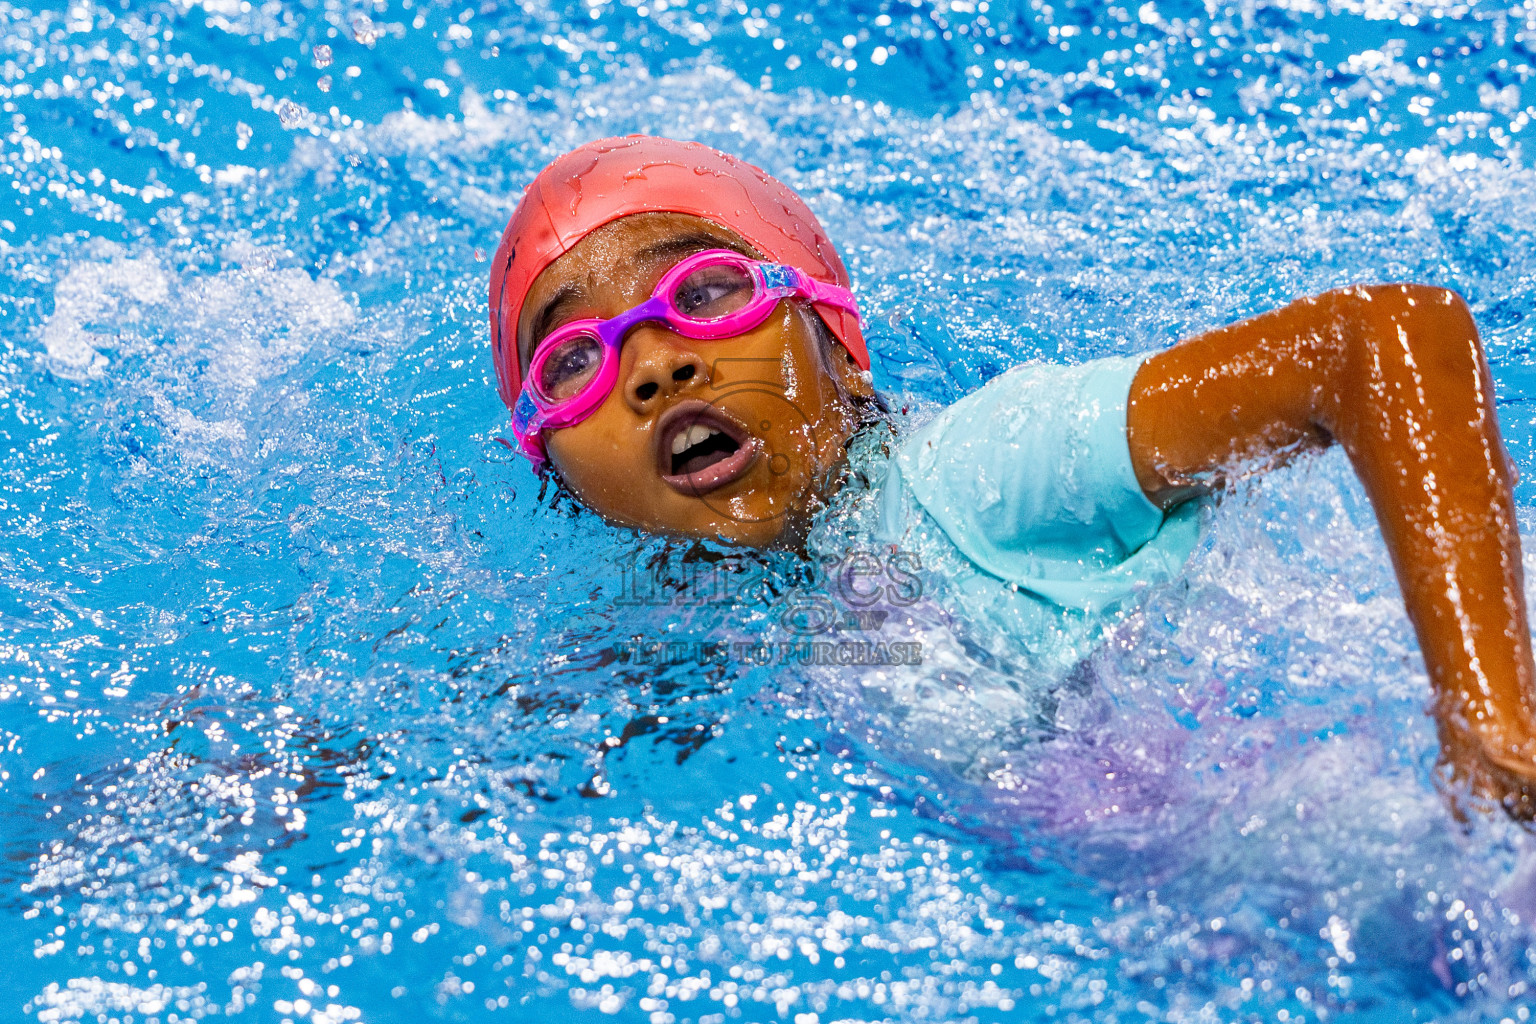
[670,262,756,322]
[536,331,605,401]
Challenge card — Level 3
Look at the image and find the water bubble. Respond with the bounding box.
[312,44,333,69]
[318,75,332,93]
[235,121,252,150]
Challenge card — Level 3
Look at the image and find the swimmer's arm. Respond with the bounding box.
[1125,284,1536,812]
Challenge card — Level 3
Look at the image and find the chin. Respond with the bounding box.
[622,502,802,548]
[713,516,795,548]
[568,463,820,547]
[641,513,786,548]
[711,498,821,548]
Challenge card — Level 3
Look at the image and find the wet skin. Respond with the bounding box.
[518,212,873,547]
[1128,285,1536,813]
[522,215,1536,814]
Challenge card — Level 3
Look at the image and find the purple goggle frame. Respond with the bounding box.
[510,248,861,465]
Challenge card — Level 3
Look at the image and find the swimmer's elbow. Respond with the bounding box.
[1311,281,1498,461]
[1329,282,1482,373]
[1326,282,1469,321]
[1356,282,1465,308]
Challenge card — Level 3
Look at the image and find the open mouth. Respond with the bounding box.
[655,401,759,496]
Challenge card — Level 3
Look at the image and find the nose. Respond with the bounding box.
[623,327,707,415]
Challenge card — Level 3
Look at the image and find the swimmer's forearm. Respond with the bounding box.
[1127,285,1536,796]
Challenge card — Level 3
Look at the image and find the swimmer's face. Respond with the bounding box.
[518,212,873,546]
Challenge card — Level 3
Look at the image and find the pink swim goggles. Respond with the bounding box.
[511,248,861,464]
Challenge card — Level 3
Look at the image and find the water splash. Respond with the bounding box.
[4,0,1536,1021]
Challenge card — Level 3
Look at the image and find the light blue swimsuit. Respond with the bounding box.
[872,354,1202,671]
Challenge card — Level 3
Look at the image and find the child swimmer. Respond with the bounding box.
[488,135,1536,816]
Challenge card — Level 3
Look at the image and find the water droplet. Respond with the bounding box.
[351,14,381,46]
[276,99,308,129]
[312,44,333,69]
[564,156,601,215]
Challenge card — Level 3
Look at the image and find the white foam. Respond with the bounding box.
[40,252,169,378]
[178,263,355,393]
[38,247,356,471]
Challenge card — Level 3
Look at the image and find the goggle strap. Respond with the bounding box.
[800,275,860,316]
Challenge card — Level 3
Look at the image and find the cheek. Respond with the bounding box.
[732,308,820,396]
[757,381,847,483]
[546,399,650,486]
[735,312,855,465]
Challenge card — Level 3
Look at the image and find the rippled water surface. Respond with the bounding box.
[6,0,1536,1021]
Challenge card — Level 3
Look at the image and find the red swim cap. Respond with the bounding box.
[487,135,868,413]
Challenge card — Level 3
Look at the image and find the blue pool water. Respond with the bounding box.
[5,0,1536,1020]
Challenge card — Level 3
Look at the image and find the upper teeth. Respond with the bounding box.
[672,423,720,455]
